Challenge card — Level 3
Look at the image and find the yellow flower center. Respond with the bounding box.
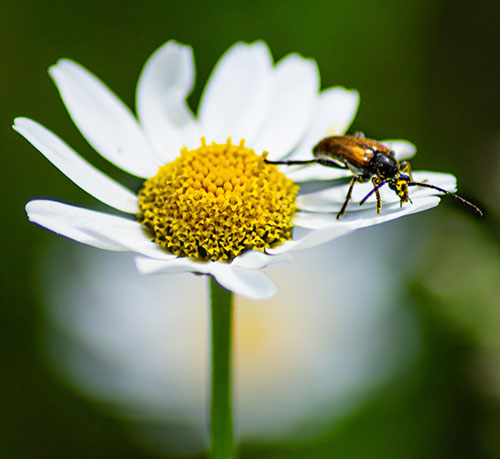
[138,138,298,262]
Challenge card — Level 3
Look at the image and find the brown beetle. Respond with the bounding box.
[265,133,483,219]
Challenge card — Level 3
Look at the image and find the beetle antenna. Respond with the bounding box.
[408,181,483,216]
[359,180,389,206]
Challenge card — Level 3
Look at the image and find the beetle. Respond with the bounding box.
[265,133,483,219]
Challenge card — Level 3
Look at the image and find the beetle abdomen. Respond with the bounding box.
[313,136,375,169]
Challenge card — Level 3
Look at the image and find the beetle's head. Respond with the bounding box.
[389,174,411,203]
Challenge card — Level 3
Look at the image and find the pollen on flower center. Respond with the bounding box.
[138,138,298,262]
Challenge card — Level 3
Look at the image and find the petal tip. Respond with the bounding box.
[134,256,149,274]
[25,199,46,222]
[155,39,193,55]
[24,200,35,216]
[48,58,73,75]
[12,116,27,131]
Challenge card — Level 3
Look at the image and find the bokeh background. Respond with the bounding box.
[2,0,500,457]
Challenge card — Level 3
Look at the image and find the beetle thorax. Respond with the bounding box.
[373,152,399,179]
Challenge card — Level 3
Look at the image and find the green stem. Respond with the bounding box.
[209,277,234,458]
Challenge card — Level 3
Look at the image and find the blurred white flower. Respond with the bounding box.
[15,40,452,299]
[42,221,421,454]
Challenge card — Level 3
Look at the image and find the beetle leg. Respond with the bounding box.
[359,178,389,211]
[264,158,318,166]
[337,176,363,220]
[400,161,413,180]
[371,177,383,214]
[265,156,347,169]
[314,155,348,169]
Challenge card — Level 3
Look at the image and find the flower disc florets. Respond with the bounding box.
[138,138,298,262]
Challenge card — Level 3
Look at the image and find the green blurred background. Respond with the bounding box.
[1,0,499,457]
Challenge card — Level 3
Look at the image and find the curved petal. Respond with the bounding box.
[135,256,210,275]
[296,176,353,196]
[266,223,356,254]
[198,41,273,143]
[26,200,175,259]
[296,171,456,212]
[293,196,441,230]
[410,171,457,190]
[135,257,278,300]
[211,264,277,300]
[381,139,416,160]
[231,250,293,269]
[136,41,201,161]
[287,87,359,160]
[49,59,161,178]
[14,118,139,214]
[135,250,293,273]
[250,53,319,160]
[27,200,124,251]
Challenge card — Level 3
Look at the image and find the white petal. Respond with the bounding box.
[135,256,277,300]
[410,171,457,192]
[293,196,441,229]
[14,118,139,214]
[27,200,123,251]
[297,187,361,212]
[136,41,201,161]
[135,256,212,275]
[296,177,354,196]
[211,264,277,300]
[287,87,359,160]
[266,222,355,254]
[381,139,416,160]
[26,200,175,259]
[231,250,293,269]
[135,251,292,273]
[296,171,456,212]
[198,41,273,143]
[49,59,161,178]
[250,53,319,160]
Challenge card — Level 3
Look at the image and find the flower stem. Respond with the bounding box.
[209,277,234,458]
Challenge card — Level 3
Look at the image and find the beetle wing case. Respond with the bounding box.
[313,136,377,169]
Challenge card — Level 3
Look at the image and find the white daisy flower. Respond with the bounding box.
[14,40,451,299]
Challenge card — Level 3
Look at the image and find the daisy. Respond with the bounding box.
[16,40,461,458]
[14,40,451,301]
